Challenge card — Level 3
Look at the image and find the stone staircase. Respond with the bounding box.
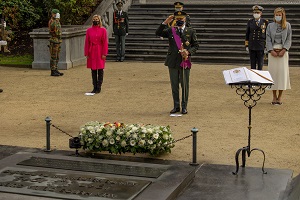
[107,3,300,66]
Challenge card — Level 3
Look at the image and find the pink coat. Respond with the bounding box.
[84,26,108,70]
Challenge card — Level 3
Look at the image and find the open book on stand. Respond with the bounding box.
[223,67,273,85]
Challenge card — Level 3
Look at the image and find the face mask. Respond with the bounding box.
[55,13,60,19]
[253,13,260,19]
[93,21,100,26]
[176,20,184,27]
[175,8,181,11]
[275,16,282,22]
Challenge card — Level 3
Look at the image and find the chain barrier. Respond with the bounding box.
[172,133,193,144]
[51,123,74,138]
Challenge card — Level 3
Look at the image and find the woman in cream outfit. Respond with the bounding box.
[266,7,292,105]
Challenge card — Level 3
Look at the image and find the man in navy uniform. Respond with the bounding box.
[245,5,268,70]
[113,1,129,62]
[156,11,199,115]
[168,2,191,27]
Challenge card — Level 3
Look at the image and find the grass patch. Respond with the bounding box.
[0,54,33,66]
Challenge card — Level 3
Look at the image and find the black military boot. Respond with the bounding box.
[55,69,64,76]
[51,70,60,76]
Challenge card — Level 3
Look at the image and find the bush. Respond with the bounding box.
[0,0,40,30]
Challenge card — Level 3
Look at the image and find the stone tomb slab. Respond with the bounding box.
[0,152,197,200]
[0,167,151,200]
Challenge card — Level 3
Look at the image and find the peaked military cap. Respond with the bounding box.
[51,9,60,14]
[252,5,264,12]
[174,11,187,19]
[174,2,184,8]
[116,1,123,6]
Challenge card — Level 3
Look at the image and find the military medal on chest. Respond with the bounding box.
[261,23,266,33]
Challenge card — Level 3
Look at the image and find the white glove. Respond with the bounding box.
[246,47,249,52]
[264,48,268,54]
[126,33,128,36]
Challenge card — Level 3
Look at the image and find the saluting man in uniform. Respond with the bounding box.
[113,1,129,62]
[245,5,268,70]
[156,11,199,115]
[168,2,191,27]
[48,9,63,76]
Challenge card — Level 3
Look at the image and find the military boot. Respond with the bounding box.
[51,70,60,76]
[55,69,64,76]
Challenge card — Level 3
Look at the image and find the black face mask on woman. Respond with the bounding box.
[93,21,100,26]
[176,20,184,27]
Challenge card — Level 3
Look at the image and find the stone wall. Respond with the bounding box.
[29,25,89,70]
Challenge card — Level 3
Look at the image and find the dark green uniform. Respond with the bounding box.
[113,2,129,61]
[48,16,62,71]
[156,19,199,113]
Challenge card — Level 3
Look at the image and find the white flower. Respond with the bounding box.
[115,136,121,141]
[106,130,112,136]
[153,133,159,139]
[163,134,169,140]
[121,140,127,147]
[147,128,153,134]
[125,132,131,138]
[96,128,102,133]
[147,140,153,145]
[102,139,108,147]
[130,140,136,146]
[88,138,93,143]
[138,140,145,147]
[98,135,103,140]
[109,138,115,145]
[132,133,138,139]
[141,133,146,138]
[132,127,138,132]
[142,128,147,133]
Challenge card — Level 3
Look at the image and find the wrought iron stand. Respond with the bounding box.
[230,83,272,175]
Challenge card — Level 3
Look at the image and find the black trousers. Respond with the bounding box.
[249,50,264,70]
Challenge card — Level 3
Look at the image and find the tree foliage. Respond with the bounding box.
[0,0,102,31]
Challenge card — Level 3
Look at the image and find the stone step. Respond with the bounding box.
[121,2,300,65]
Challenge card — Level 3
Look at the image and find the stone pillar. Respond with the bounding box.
[29,25,89,70]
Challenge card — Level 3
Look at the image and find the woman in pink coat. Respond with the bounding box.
[84,15,108,93]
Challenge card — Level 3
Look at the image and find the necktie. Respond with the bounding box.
[119,11,121,16]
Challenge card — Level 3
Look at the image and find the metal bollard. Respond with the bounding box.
[45,116,52,152]
[190,127,199,166]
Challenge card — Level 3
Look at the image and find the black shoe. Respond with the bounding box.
[56,70,64,76]
[170,108,180,114]
[182,108,188,114]
[51,70,60,76]
[120,59,124,62]
[0,89,3,93]
[116,59,120,62]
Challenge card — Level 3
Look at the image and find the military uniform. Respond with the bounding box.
[156,11,199,114]
[245,5,268,70]
[113,1,129,61]
[48,9,63,76]
[168,2,191,27]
